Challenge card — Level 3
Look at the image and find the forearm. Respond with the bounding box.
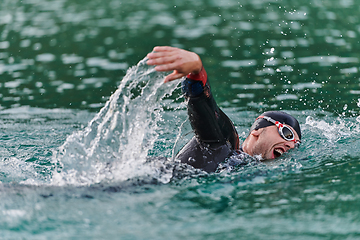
[182,68,240,150]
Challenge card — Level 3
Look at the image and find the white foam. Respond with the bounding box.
[51,57,179,186]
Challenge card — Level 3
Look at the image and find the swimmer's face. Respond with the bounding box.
[248,125,300,160]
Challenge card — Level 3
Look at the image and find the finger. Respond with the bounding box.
[147,54,178,66]
[147,46,180,60]
[164,71,185,83]
[153,46,177,52]
[147,50,177,59]
[147,51,178,67]
[147,47,175,61]
[154,60,182,72]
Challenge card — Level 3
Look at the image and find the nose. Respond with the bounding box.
[284,141,296,150]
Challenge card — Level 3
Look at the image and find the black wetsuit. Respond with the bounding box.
[175,68,248,172]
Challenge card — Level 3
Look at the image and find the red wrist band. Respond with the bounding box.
[186,67,207,86]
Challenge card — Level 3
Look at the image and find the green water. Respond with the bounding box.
[1,0,360,239]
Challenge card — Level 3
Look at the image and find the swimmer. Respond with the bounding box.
[147,46,301,172]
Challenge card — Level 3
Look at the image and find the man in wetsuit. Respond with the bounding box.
[147,46,301,173]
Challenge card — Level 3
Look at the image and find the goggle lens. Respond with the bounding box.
[281,126,294,140]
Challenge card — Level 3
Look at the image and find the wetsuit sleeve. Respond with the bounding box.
[182,68,240,150]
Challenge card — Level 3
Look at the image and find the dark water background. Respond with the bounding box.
[1,0,360,113]
[1,0,360,239]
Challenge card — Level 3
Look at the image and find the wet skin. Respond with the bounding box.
[242,125,300,160]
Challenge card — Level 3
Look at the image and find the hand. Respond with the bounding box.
[146,46,203,83]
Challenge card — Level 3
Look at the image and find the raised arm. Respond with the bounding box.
[147,46,239,150]
[147,46,240,171]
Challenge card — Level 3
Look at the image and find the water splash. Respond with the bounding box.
[51,57,180,186]
[305,115,356,143]
[303,114,360,164]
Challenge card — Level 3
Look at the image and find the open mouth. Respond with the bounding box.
[273,148,284,158]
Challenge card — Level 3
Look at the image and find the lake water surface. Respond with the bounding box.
[1,0,360,239]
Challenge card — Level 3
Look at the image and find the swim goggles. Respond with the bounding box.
[257,115,301,146]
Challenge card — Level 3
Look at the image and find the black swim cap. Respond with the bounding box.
[249,111,301,139]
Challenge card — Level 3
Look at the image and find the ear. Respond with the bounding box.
[250,129,262,137]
